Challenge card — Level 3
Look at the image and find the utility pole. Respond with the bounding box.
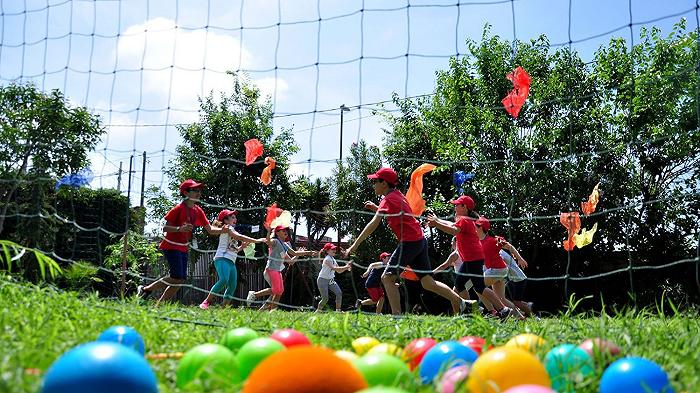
[140,151,146,207]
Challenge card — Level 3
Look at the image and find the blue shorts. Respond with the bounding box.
[164,250,188,279]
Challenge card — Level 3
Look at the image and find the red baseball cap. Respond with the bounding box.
[179,179,205,196]
[379,252,391,260]
[450,195,476,210]
[322,242,337,251]
[216,209,238,222]
[274,225,289,232]
[476,216,490,231]
[367,167,398,186]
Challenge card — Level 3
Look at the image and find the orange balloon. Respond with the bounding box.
[467,347,551,393]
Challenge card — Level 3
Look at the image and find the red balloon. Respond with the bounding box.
[270,329,311,348]
[458,336,491,355]
[402,338,437,370]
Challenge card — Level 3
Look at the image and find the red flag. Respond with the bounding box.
[405,163,436,216]
[264,203,283,230]
[244,138,264,166]
[560,212,581,252]
[501,66,531,118]
[260,157,276,186]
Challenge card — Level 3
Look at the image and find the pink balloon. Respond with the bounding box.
[503,385,556,393]
[439,365,469,393]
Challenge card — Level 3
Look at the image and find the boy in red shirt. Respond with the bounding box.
[138,179,226,306]
[344,167,465,315]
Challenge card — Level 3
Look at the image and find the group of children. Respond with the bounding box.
[139,169,532,317]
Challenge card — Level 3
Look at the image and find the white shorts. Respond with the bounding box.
[484,267,508,279]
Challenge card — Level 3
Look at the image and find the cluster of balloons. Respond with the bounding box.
[41,326,676,393]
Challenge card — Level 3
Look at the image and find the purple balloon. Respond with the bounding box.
[503,385,557,393]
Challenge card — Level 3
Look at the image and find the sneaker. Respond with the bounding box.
[459,299,467,314]
[498,307,513,319]
[246,290,255,306]
[137,285,150,299]
[354,299,362,309]
[199,300,209,310]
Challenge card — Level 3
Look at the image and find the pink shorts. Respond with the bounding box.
[264,268,284,296]
[367,287,385,302]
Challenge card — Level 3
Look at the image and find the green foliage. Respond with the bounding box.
[60,262,102,292]
[0,82,105,235]
[0,239,62,280]
[104,231,161,292]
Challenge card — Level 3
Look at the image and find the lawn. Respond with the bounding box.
[1,275,697,392]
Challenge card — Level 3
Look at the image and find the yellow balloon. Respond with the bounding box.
[467,347,551,393]
[335,350,359,363]
[504,333,547,353]
[352,337,381,355]
[367,343,403,358]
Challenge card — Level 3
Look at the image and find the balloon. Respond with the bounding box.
[504,334,546,353]
[367,343,403,358]
[439,365,470,393]
[96,326,145,356]
[243,346,367,393]
[544,344,595,392]
[503,386,557,393]
[403,338,437,370]
[244,138,264,166]
[458,336,491,355]
[42,342,158,393]
[352,337,381,355]
[219,327,259,353]
[236,338,286,380]
[419,341,478,384]
[335,350,359,362]
[467,347,550,393]
[176,343,240,389]
[270,329,311,348]
[578,338,621,364]
[600,357,675,393]
[352,353,411,387]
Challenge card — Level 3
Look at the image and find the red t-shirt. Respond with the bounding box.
[455,216,485,263]
[481,235,507,269]
[377,189,424,242]
[159,202,210,252]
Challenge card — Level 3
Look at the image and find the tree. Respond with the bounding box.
[164,74,299,249]
[380,22,700,309]
[0,83,104,235]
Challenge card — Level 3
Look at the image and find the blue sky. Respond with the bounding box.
[1,0,697,201]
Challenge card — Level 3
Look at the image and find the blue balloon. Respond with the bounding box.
[600,357,675,393]
[42,342,158,393]
[418,340,478,384]
[97,326,145,356]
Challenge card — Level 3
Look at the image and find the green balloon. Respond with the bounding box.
[352,353,411,387]
[545,344,595,392]
[176,343,240,389]
[220,327,259,353]
[235,337,286,379]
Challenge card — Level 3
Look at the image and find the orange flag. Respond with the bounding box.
[244,138,264,165]
[405,163,437,216]
[560,212,581,252]
[264,203,283,230]
[400,266,420,281]
[581,183,600,216]
[260,157,276,186]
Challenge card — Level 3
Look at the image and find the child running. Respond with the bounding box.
[500,242,533,316]
[316,242,352,312]
[432,236,472,301]
[246,225,317,311]
[343,167,466,315]
[426,195,514,319]
[198,209,267,309]
[138,179,226,306]
[474,216,524,319]
[356,251,390,313]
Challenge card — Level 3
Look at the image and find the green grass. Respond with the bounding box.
[1,274,698,392]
